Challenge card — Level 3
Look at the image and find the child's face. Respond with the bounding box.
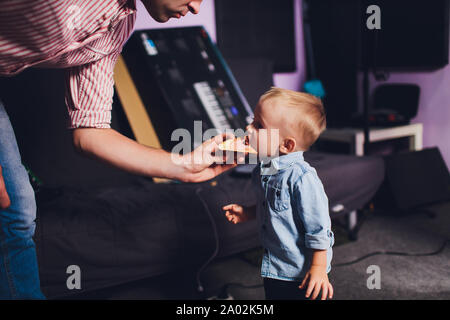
[246,101,283,158]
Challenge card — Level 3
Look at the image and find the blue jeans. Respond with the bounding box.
[0,101,45,299]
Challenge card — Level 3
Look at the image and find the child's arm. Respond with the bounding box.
[292,171,335,300]
[299,250,333,300]
[222,204,256,224]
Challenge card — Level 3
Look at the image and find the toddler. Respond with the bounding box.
[223,87,334,300]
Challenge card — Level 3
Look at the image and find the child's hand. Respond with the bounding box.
[299,265,333,300]
[222,204,249,224]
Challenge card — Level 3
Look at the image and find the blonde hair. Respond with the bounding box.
[260,87,326,150]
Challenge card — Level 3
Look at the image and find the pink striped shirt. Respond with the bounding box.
[0,0,137,128]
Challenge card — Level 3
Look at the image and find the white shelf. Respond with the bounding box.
[319,123,423,156]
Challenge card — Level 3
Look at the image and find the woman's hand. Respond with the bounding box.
[72,128,243,183]
[178,133,244,183]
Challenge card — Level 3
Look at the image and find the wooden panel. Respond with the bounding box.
[114,55,171,183]
[113,55,161,149]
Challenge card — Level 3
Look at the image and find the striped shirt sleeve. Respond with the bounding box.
[65,51,120,129]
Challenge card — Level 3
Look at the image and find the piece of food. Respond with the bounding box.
[218,137,257,154]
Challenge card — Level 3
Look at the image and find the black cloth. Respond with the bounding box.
[34,179,218,298]
[34,173,259,298]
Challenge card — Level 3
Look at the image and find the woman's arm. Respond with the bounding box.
[72,128,237,183]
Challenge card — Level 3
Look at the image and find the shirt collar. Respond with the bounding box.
[260,151,304,175]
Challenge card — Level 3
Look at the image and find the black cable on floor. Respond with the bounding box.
[211,239,450,299]
[195,187,220,293]
[333,238,450,267]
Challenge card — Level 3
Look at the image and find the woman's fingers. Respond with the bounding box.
[203,133,235,164]
[214,132,235,144]
[209,132,235,154]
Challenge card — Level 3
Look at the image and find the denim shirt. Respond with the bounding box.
[252,151,334,281]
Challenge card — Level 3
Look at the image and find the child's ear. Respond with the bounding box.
[279,137,296,154]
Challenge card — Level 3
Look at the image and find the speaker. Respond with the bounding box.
[375,148,450,212]
[373,84,420,120]
[363,0,449,69]
[215,0,296,73]
[353,84,422,127]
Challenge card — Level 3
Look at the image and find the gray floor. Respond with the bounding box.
[70,201,450,300]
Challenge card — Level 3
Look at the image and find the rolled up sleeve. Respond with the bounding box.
[293,171,334,250]
[65,51,119,129]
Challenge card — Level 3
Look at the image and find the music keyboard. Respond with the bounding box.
[194,81,232,130]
